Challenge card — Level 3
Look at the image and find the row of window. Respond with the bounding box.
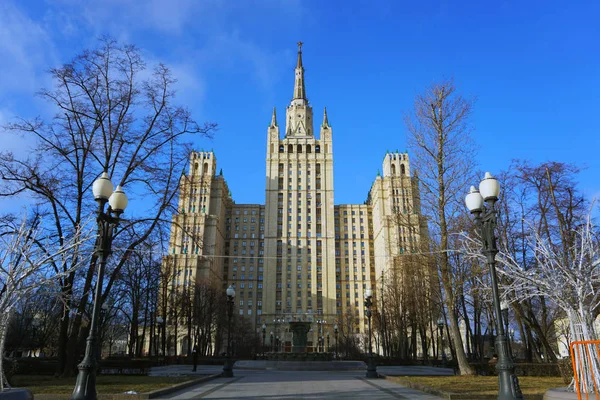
[182,205,206,213]
[336,209,368,216]
[227,209,264,216]
[389,163,406,176]
[231,266,263,272]
[278,144,321,154]
[231,274,264,280]
[230,282,262,289]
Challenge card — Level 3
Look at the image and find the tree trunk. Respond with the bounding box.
[439,221,473,373]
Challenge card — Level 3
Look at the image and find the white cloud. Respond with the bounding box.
[194,31,292,96]
[33,0,304,103]
[0,0,307,138]
[73,0,216,36]
[0,1,58,96]
[68,0,303,37]
[169,62,207,109]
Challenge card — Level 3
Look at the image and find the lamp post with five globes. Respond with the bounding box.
[71,172,128,400]
[465,172,523,400]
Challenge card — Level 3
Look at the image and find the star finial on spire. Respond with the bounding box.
[293,41,306,99]
[296,41,304,69]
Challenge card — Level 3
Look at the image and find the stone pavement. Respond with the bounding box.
[153,370,446,399]
[149,363,455,377]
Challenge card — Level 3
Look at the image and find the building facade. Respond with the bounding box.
[160,43,428,355]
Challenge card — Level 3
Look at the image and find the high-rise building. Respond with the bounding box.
[160,43,428,355]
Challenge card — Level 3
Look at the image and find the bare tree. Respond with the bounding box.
[0,37,216,376]
[5,290,63,358]
[404,79,477,374]
[113,238,161,357]
[0,214,92,389]
[191,279,221,357]
[336,306,361,359]
[463,206,599,391]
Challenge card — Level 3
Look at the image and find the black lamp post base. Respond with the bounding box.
[222,358,234,378]
[365,356,378,379]
[71,362,97,400]
[496,372,523,400]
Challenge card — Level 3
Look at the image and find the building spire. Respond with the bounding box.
[296,41,304,68]
[292,41,306,101]
[322,107,329,127]
[270,107,278,127]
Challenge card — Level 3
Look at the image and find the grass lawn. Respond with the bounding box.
[390,376,567,397]
[10,375,198,395]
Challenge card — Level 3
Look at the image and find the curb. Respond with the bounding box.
[380,374,452,399]
[147,374,221,399]
[380,375,545,400]
[34,374,221,400]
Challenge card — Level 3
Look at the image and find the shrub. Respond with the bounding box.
[99,358,152,375]
[12,357,59,375]
[557,357,574,384]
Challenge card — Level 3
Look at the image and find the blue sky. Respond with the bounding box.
[1,0,599,207]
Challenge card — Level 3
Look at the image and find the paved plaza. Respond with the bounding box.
[152,367,450,399]
[149,363,455,377]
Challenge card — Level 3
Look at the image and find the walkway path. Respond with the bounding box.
[150,364,455,377]
[154,370,445,399]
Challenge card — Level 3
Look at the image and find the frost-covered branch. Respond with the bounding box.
[0,214,93,389]
[460,207,600,392]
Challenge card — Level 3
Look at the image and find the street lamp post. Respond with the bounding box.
[223,285,236,377]
[509,329,515,358]
[501,301,513,358]
[273,318,283,353]
[326,332,330,353]
[334,324,338,360]
[99,303,109,361]
[437,318,447,367]
[149,311,154,358]
[316,319,326,352]
[466,173,523,400]
[270,331,274,352]
[156,316,165,357]
[364,288,378,378]
[261,323,266,356]
[72,172,128,400]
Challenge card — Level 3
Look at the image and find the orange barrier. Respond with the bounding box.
[570,340,600,400]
